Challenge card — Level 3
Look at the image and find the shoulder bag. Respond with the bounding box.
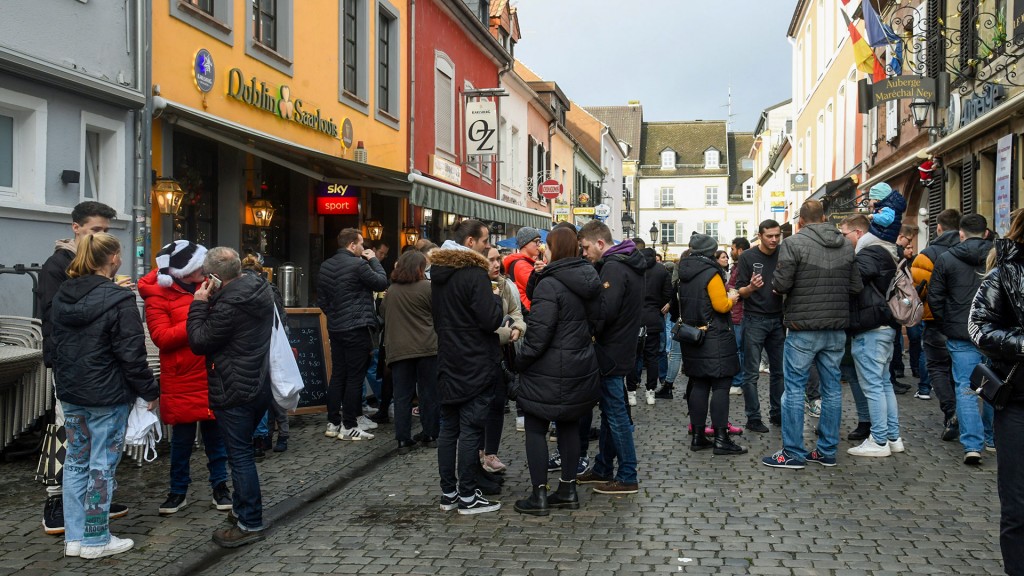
[671,320,706,346]
[970,362,1018,411]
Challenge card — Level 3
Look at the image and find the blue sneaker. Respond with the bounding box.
[761,449,806,469]
[576,456,590,476]
[806,449,837,467]
[546,450,561,472]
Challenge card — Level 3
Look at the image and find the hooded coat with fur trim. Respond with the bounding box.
[138,269,213,425]
[429,247,503,404]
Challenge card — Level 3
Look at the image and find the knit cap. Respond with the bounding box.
[689,233,718,257]
[516,226,541,249]
[870,182,893,201]
[155,240,207,287]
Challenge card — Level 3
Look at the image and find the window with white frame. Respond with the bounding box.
[705,185,719,206]
[735,221,748,238]
[661,149,675,169]
[743,182,754,201]
[660,187,674,208]
[0,88,46,203]
[704,221,719,241]
[661,221,676,244]
[434,53,455,155]
[704,149,720,169]
[80,112,126,213]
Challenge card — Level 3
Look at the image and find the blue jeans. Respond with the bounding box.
[665,340,682,385]
[214,388,270,532]
[366,348,383,400]
[853,327,900,443]
[732,322,745,387]
[592,375,638,484]
[843,362,870,423]
[906,323,930,393]
[62,402,130,546]
[741,314,785,422]
[170,420,228,494]
[947,339,995,452]
[781,330,844,459]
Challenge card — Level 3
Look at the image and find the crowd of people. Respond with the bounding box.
[30,193,1024,573]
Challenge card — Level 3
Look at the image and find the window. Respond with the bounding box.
[82,131,100,200]
[376,1,400,124]
[343,0,358,94]
[186,0,214,15]
[741,158,754,170]
[660,187,674,208]
[171,0,234,42]
[661,222,676,244]
[252,0,276,50]
[704,221,719,242]
[661,149,675,169]
[743,182,754,201]
[0,114,12,190]
[705,186,719,206]
[80,112,126,213]
[434,53,455,155]
[704,149,720,169]
[339,0,370,112]
[736,221,748,238]
[0,87,46,203]
[510,127,520,187]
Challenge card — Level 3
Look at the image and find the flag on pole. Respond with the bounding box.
[840,1,887,82]
[862,0,902,47]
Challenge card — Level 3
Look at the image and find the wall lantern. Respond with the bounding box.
[153,178,185,215]
[403,225,420,246]
[365,219,384,241]
[251,199,276,227]
[909,100,931,127]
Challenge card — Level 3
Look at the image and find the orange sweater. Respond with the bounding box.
[707,275,734,314]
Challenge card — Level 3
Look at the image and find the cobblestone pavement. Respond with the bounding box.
[0,371,1007,575]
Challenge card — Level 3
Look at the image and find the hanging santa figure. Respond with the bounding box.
[918,159,936,187]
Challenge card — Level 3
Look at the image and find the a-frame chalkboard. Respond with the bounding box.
[285,308,331,414]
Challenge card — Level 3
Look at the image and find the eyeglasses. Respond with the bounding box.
[841,230,856,237]
[531,238,542,244]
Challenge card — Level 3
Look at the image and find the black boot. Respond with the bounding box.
[514,485,549,516]
[690,432,713,451]
[655,383,674,399]
[847,421,871,441]
[547,479,580,510]
[253,437,266,460]
[713,427,748,455]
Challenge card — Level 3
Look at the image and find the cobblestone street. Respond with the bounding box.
[0,372,1005,575]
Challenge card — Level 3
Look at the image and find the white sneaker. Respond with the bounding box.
[847,438,891,457]
[80,535,134,559]
[338,427,374,441]
[357,415,379,430]
[516,416,525,432]
[914,391,931,400]
[325,423,341,438]
[645,390,655,405]
[65,541,81,557]
[888,437,905,453]
[729,386,742,395]
[627,391,637,406]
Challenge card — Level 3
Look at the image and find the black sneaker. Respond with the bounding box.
[109,503,129,519]
[397,439,418,455]
[457,490,501,515]
[273,436,288,452]
[159,493,188,515]
[746,420,770,434]
[768,416,782,427]
[42,495,64,535]
[439,493,459,512]
[211,482,232,511]
[253,438,266,460]
[942,416,959,442]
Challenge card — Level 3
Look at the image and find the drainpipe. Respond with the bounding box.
[133,0,151,279]
[496,55,513,203]
[408,0,416,173]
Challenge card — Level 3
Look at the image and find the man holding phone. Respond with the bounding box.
[734,219,785,433]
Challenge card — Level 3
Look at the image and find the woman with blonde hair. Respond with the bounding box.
[51,233,159,559]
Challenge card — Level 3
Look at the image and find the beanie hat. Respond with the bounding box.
[689,232,718,258]
[516,226,541,249]
[870,182,893,201]
[156,240,207,287]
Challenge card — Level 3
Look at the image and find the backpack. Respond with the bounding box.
[885,258,924,327]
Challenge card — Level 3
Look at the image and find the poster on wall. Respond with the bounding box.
[995,134,1013,236]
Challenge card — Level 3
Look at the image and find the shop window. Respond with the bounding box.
[435,53,455,155]
[80,112,126,214]
[172,132,218,247]
[375,0,401,129]
[0,88,45,204]
[245,0,293,76]
[170,0,234,43]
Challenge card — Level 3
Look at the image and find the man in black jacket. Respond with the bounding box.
[431,219,504,515]
[188,247,275,547]
[576,221,646,495]
[928,214,994,465]
[35,201,128,535]
[317,228,390,440]
[628,248,672,405]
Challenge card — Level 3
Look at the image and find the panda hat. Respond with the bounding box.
[156,240,208,287]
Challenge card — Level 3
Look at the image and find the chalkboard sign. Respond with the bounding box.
[285,308,331,414]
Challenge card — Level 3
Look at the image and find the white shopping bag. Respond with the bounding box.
[269,307,304,410]
[125,397,162,462]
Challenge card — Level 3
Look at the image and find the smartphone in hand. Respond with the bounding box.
[207,273,223,292]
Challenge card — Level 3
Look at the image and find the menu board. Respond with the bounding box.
[284,308,331,414]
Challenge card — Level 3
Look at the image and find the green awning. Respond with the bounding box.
[411,182,551,230]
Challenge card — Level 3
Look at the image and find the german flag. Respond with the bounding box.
[840,0,886,82]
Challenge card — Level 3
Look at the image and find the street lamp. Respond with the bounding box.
[620,212,634,239]
[649,223,659,244]
[661,237,669,260]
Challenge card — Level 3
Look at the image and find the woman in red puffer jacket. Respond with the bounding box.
[137,240,231,516]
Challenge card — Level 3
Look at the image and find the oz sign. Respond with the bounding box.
[539,179,563,199]
[465,100,497,156]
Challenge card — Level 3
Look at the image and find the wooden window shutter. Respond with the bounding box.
[925,0,942,78]
[961,154,976,216]
[926,167,945,240]
[958,1,977,75]
[435,68,453,153]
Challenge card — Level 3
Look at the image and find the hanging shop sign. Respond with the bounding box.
[429,154,462,185]
[995,134,1013,236]
[770,190,786,213]
[553,202,570,222]
[594,203,612,219]
[789,173,808,192]
[227,68,341,139]
[315,182,360,215]
[465,100,498,156]
[193,49,215,93]
[539,179,563,199]
[856,73,949,113]
[573,206,595,216]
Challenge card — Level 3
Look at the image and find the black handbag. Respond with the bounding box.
[970,362,1018,411]
[671,320,706,346]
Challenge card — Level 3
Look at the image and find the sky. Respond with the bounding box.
[510,0,796,133]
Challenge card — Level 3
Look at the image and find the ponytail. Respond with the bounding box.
[67,233,121,278]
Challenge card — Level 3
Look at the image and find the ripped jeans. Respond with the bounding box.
[62,402,130,546]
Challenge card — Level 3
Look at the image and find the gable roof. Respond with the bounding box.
[727,132,755,200]
[639,121,729,177]
[584,104,644,161]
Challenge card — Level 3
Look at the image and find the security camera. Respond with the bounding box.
[152,96,167,119]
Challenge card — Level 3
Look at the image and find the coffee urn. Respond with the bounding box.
[276,263,303,307]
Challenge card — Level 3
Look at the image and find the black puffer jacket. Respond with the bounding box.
[848,242,898,334]
[592,243,647,376]
[188,273,274,410]
[316,249,389,332]
[929,236,993,341]
[773,222,862,331]
[676,254,738,379]
[970,238,1024,401]
[51,275,158,406]
[516,258,601,421]
[430,246,503,405]
[640,248,673,333]
[38,246,74,367]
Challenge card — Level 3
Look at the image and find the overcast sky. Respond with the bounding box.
[511,0,796,133]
